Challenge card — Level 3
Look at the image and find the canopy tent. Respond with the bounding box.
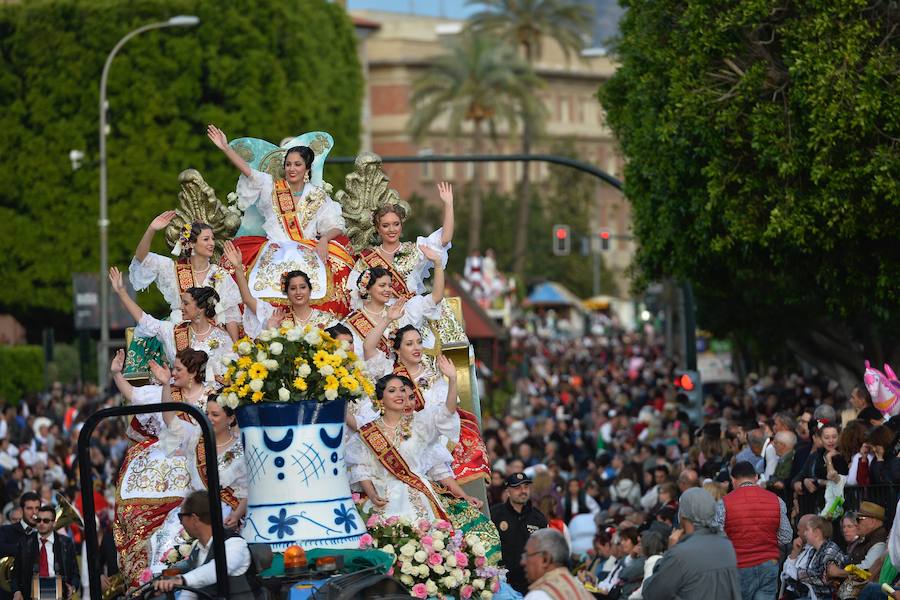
[583,295,616,310]
[523,281,583,308]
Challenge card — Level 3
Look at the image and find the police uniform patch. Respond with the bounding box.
[526,524,540,533]
[499,520,509,531]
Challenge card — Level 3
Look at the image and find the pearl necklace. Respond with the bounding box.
[291,306,314,324]
[191,322,213,338]
[362,302,386,319]
[378,244,400,256]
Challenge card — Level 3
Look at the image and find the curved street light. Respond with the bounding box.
[98,15,199,386]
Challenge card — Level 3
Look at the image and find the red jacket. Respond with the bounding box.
[722,484,781,568]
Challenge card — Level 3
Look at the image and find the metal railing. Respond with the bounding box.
[78,403,229,600]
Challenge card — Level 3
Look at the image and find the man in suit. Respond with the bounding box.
[12,505,79,600]
[0,492,41,600]
[154,491,253,600]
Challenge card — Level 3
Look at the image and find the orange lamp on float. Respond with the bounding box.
[284,545,307,570]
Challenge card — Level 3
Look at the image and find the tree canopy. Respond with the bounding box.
[601,0,900,384]
[0,0,362,333]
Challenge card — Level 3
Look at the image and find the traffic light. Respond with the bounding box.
[599,230,611,251]
[552,224,570,256]
[674,369,702,412]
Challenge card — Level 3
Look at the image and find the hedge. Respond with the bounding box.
[0,346,44,404]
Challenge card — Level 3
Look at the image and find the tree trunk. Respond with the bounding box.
[512,42,535,284]
[469,120,484,253]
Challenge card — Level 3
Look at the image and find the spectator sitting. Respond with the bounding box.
[628,530,665,600]
[781,513,817,600]
[831,502,888,589]
[642,488,741,600]
[796,516,848,599]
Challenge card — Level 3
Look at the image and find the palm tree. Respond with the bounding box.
[409,32,542,253]
[467,0,594,280]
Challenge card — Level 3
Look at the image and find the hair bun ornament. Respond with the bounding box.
[357,270,373,297]
[280,271,290,289]
[171,222,193,256]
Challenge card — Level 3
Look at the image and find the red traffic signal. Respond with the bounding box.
[599,231,610,240]
[674,373,695,391]
[552,225,571,255]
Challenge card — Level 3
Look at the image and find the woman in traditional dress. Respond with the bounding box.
[155,375,248,531]
[342,244,445,360]
[110,267,232,382]
[109,348,215,589]
[347,182,454,304]
[129,212,242,341]
[207,125,353,314]
[222,240,336,338]
[345,363,460,522]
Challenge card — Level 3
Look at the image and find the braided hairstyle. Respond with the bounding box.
[176,348,208,384]
[186,286,220,319]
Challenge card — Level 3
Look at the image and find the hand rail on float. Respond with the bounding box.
[78,403,229,600]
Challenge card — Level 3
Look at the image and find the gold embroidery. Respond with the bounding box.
[252,242,324,295]
[123,452,191,495]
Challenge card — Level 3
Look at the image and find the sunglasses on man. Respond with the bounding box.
[34,518,54,524]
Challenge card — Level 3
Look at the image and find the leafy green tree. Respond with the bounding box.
[0,0,362,336]
[409,31,541,253]
[467,0,594,281]
[601,0,900,387]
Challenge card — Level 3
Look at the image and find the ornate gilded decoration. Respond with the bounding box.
[251,243,324,294]
[164,169,242,257]
[335,152,411,253]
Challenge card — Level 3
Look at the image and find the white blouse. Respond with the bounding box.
[128,253,242,325]
[242,301,337,340]
[235,168,345,241]
[134,313,232,382]
[342,294,443,360]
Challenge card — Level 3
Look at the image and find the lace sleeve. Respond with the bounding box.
[128,253,179,308]
[242,300,277,340]
[235,169,273,211]
[316,195,346,235]
[345,432,376,485]
[401,294,442,329]
[211,268,242,325]
[414,401,459,447]
[408,228,451,295]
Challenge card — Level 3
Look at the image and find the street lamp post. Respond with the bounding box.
[97,15,199,387]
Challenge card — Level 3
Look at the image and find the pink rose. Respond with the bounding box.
[352,492,361,502]
[387,567,394,576]
[428,552,443,566]
[138,568,153,585]
[418,519,431,532]
[366,514,380,528]
[475,556,486,568]
[455,551,469,568]
[491,579,501,592]
[435,519,452,531]
[461,584,475,599]
[420,535,434,547]
[411,583,428,598]
[386,515,400,526]
[358,533,374,548]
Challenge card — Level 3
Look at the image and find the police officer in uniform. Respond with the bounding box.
[490,472,548,594]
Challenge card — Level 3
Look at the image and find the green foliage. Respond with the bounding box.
[0,346,44,403]
[601,0,900,363]
[0,0,363,324]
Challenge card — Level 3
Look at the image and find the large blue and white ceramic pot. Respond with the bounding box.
[236,399,362,550]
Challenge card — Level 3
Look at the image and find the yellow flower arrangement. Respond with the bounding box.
[219,324,372,409]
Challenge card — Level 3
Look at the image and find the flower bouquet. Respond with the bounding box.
[161,541,194,567]
[359,514,503,600]
[218,323,374,408]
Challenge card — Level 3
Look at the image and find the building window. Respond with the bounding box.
[419,148,433,180]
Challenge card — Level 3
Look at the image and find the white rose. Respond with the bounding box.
[319,364,334,376]
[237,341,252,355]
[400,544,416,557]
[432,539,445,551]
[432,564,445,575]
[334,349,347,360]
[280,319,293,329]
[249,379,264,392]
[418,565,430,577]
[304,329,322,345]
[221,352,238,365]
[263,359,279,370]
[296,363,311,377]
[425,581,438,596]
[414,550,427,563]
[256,351,268,362]
[473,579,485,590]
[399,516,412,526]
[472,543,485,556]
[443,576,455,588]
[223,393,240,409]
[382,544,395,555]
[165,549,177,563]
[445,555,457,568]
[325,388,338,401]
[465,535,479,547]
[285,328,301,342]
[178,543,193,556]
[400,574,413,586]
[259,330,274,342]
[480,591,493,600]
[452,568,464,581]
[277,388,290,402]
[269,342,283,356]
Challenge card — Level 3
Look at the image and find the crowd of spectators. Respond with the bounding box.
[483,313,900,599]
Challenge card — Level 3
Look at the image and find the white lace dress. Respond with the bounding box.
[134,313,232,382]
[342,294,443,360]
[345,401,459,521]
[128,252,242,325]
[242,301,337,340]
